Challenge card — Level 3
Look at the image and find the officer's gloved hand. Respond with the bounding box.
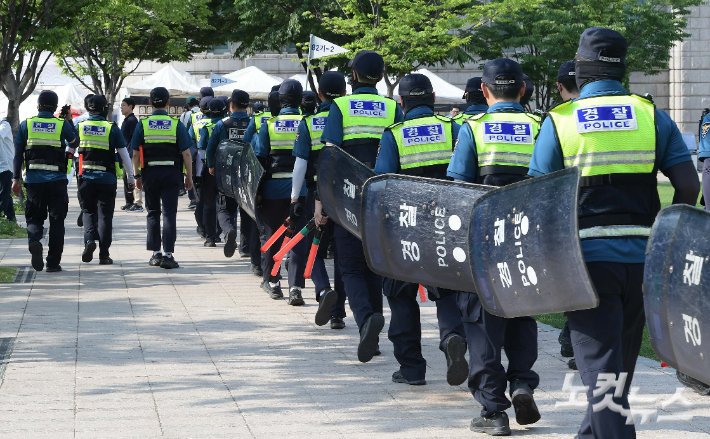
[289,197,305,223]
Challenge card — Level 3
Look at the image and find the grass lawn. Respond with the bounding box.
[536,313,659,361]
[0,217,26,239]
[0,266,17,283]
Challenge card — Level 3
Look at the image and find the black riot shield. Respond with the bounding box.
[361,175,493,291]
[469,167,598,318]
[317,145,375,239]
[644,205,710,385]
[236,143,264,221]
[215,140,245,201]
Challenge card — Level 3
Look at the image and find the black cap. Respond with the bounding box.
[252,102,265,113]
[208,98,226,114]
[186,96,199,106]
[302,91,317,104]
[481,58,523,86]
[319,71,346,98]
[279,79,303,97]
[231,89,250,107]
[199,96,213,111]
[398,73,433,97]
[199,86,214,98]
[38,90,59,108]
[557,61,576,82]
[351,50,385,83]
[267,91,281,115]
[463,77,483,99]
[87,94,108,113]
[576,27,627,64]
[150,87,170,106]
[271,85,281,92]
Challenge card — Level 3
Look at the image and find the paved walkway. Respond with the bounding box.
[0,183,708,438]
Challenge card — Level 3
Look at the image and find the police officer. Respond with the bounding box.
[197,98,225,247]
[207,90,260,274]
[530,28,699,439]
[186,87,214,206]
[319,50,404,363]
[191,96,213,238]
[131,87,194,269]
[702,109,710,209]
[301,91,318,116]
[453,77,488,124]
[374,73,468,386]
[12,90,79,272]
[244,86,281,147]
[255,79,309,305]
[447,58,541,435]
[291,71,348,329]
[77,95,135,264]
[553,60,580,368]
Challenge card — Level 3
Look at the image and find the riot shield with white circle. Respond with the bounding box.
[236,142,264,221]
[317,145,374,239]
[215,140,245,201]
[644,205,710,385]
[469,167,598,318]
[361,175,493,291]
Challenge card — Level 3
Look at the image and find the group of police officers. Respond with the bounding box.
[11,26,704,438]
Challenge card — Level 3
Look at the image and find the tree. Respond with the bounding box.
[470,0,703,110]
[322,0,535,97]
[0,0,75,132]
[56,0,213,113]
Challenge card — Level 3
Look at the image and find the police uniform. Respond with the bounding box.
[206,90,257,266]
[320,50,404,363]
[190,96,213,238]
[255,80,308,304]
[699,111,710,211]
[77,95,135,264]
[530,28,698,439]
[13,91,78,272]
[453,77,489,124]
[374,73,468,386]
[291,71,348,329]
[197,100,224,246]
[447,59,541,435]
[131,87,193,269]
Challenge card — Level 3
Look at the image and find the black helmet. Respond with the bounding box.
[319,71,346,99]
[150,87,170,106]
[199,96,213,112]
[87,94,108,115]
[37,90,59,109]
[278,79,303,109]
[267,91,281,116]
[351,50,385,84]
[301,91,318,115]
[208,98,226,116]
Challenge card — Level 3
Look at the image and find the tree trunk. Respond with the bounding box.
[6,97,22,136]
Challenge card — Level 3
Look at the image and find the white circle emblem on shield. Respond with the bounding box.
[449,215,462,231]
[453,247,466,262]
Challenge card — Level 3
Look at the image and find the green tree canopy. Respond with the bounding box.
[470,0,702,110]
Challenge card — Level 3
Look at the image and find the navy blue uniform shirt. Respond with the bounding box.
[375,106,460,174]
[529,79,692,263]
[206,112,250,168]
[320,86,405,146]
[447,101,527,182]
[78,115,126,185]
[699,112,710,160]
[14,111,79,183]
[293,101,332,160]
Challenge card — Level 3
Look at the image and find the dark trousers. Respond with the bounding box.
[218,194,238,235]
[200,170,218,241]
[237,207,261,266]
[25,179,68,267]
[257,198,289,283]
[457,292,539,417]
[0,170,16,221]
[143,167,181,253]
[333,223,383,331]
[384,281,464,380]
[122,171,134,205]
[567,262,645,439]
[78,179,117,258]
[193,177,204,230]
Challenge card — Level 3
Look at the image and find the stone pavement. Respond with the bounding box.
[0,183,709,438]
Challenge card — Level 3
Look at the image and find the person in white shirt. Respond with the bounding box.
[0,117,16,222]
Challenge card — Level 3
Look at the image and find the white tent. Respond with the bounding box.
[288,73,354,95]
[126,64,202,96]
[214,66,283,100]
[376,69,465,104]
